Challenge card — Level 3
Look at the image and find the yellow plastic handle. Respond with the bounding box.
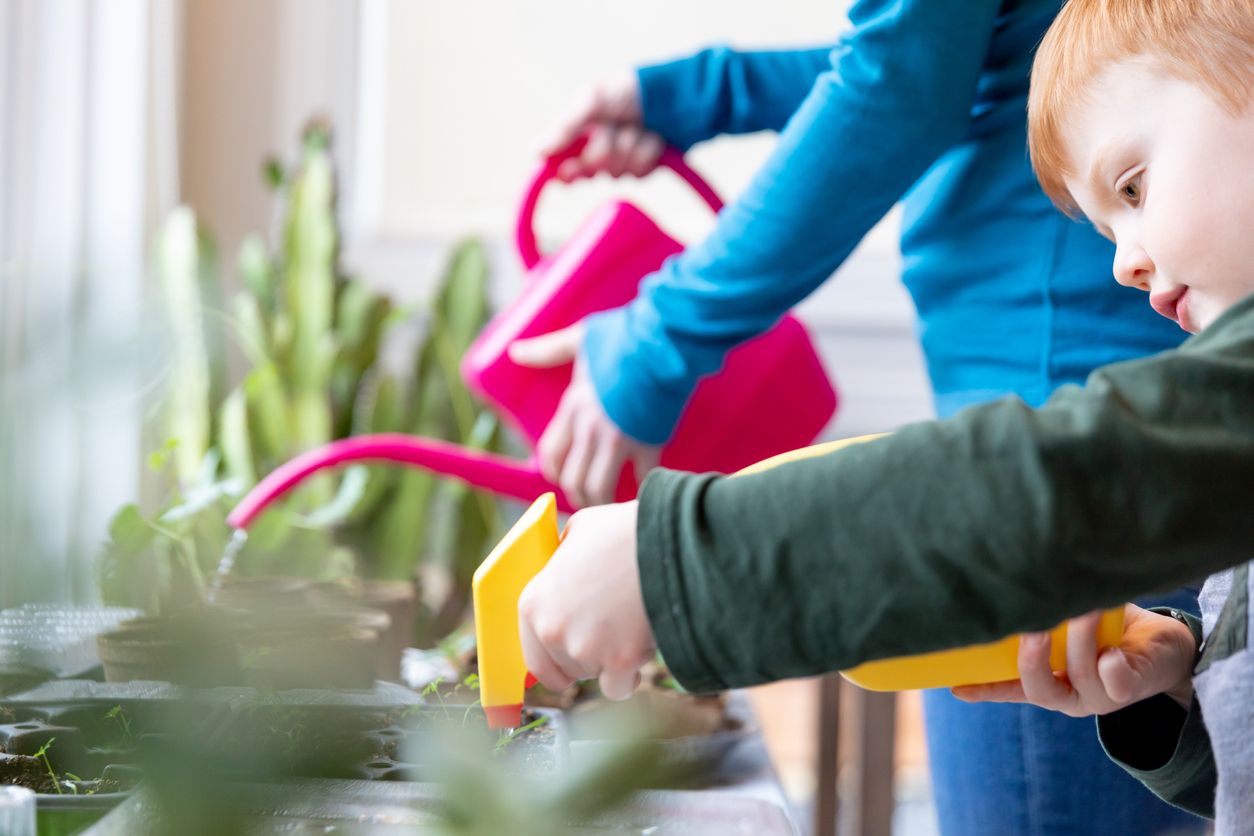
[472,493,560,728]
[735,434,1128,692]
[842,608,1125,691]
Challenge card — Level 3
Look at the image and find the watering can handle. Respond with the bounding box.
[515,136,725,270]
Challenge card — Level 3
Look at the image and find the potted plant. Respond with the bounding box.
[97,122,507,687]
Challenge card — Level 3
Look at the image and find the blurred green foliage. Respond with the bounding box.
[99,122,504,641]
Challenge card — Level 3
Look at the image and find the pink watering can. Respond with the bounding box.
[227,140,837,528]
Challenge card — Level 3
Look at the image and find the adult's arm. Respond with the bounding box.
[638,46,833,149]
[585,0,1003,444]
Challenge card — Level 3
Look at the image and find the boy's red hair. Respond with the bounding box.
[1029,0,1254,215]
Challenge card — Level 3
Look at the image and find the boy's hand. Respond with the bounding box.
[509,324,661,508]
[539,71,665,181]
[951,605,1198,716]
[517,501,655,700]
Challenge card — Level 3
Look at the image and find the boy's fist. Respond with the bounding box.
[952,605,1199,715]
[517,500,656,700]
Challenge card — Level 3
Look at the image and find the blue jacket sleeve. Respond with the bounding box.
[638,46,834,149]
[584,0,1003,445]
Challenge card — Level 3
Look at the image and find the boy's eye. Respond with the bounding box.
[1119,175,1142,204]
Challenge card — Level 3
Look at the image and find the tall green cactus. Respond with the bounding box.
[282,129,338,459]
[121,122,506,642]
[156,208,227,487]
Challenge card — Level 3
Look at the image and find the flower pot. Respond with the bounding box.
[211,577,312,610]
[306,579,416,681]
[96,615,241,686]
[361,580,417,681]
[237,615,381,691]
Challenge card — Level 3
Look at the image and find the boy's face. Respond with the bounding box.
[1062,60,1254,333]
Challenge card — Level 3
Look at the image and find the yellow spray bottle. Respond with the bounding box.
[471,436,1126,724]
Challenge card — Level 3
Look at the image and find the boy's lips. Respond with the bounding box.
[1150,287,1194,331]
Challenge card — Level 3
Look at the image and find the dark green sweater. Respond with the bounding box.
[637,293,1254,694]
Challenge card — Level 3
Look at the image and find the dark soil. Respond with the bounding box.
[411,648,736,742]
[205,703,560,781]
[0,751,59,794]
[0,697,561,794]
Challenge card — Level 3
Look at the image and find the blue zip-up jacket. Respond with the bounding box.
[582,0,1184,441]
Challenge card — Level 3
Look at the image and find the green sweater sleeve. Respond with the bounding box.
[636,295,1254,692]
[1094,609,1215,818]
[1096,694,1217,819]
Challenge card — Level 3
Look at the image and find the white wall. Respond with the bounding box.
[370,0,843,239]
[180,0,360,271]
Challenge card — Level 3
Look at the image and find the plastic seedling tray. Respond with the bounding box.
[85,778,797,835]
[0,606,142,678]
[0,697,218,835]
[206,702,567,781]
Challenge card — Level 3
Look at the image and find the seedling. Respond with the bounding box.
[421,677,448,710]
[104,705,134,747]
[494,715,549,755]
[62,772,93,796]
[33,738,62,795]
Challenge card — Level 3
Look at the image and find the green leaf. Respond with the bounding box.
[243,363,291,468]
[97,506,169,612]
[436,240,490,357]
[238,234,275,312]
[262,157,286,192]
[219,387,257,487]
[107,505,156,554]
[299,465,368,528]
[232,292,271,367]
[373,468,437,581]
[340,373,406,525]
[156,207,214,487]
[147,438,180,473]
[189,448,223,493]
[160,477,242,524]
[284,149,336,388]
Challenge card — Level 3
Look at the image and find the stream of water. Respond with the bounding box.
[207,528,249,603]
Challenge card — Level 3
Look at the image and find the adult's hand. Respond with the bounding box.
[517,501,655,700]
[951,605,1198,715]
[509,324,661,508]
[540,71,665,182]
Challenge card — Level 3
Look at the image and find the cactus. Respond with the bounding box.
[109,122,505,641]
[155,209,227,486]
[282,130,338,458]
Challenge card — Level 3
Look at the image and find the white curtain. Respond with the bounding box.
[0,0,180,605]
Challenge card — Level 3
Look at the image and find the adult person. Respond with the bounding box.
[509,2,1200,833]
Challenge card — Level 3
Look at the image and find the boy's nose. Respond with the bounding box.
[1112,241,1153,290]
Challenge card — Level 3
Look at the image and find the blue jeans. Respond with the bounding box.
[924,589,1208,835]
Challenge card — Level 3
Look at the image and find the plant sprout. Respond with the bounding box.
[494,715,549,755]
[62,772,87,795]
[33,738,61,795]
[421,677,448,712]
[104,705,134,746]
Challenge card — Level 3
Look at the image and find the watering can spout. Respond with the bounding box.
[226,433,572,531]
